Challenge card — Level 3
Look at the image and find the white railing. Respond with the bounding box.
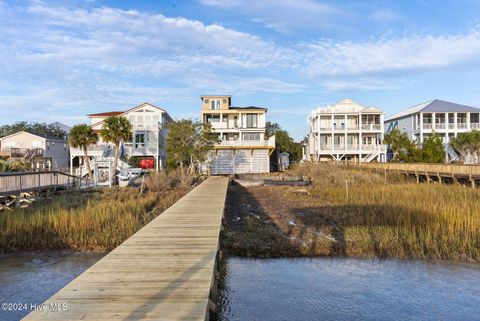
[132,122,162,130]
[320,144,386,152]
[434,123,446,129]
[423,123,433,129]
[458,123,468,129]
[124,144,158,156]
[218,136,275,148]
[471,123,480,129]
[70,145,107,156]
[361,124,382,130]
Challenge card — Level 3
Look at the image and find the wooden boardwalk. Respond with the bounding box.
[352,162,480,186]
[23,176,229,321]
[0,171,82,197]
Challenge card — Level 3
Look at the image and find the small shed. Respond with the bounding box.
[279,152,290,170]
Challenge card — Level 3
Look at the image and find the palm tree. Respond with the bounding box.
[384,129,411,161]
[69,124,98,177]
[100,116,132,179]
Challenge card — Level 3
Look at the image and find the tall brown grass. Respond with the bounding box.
[0,181,191,252]
[285,163,480,261]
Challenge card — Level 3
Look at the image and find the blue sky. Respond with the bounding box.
[1,0,480,140]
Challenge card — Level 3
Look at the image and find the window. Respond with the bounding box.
[242,133,260,141]
[135,133,145,148]
[233,116,238,128]
[222,115,228,122]
[246,114,258,128]
[205,98,210,104]
[211,100,221,110]
[206,115,220,123]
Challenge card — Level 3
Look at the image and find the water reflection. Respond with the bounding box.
[0,251,104,321]
[217,257,480,321]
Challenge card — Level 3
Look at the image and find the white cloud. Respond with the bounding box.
[320,79,399,92]
[301,27,480,77]
[199,0,335,32]
[1,0,480,125]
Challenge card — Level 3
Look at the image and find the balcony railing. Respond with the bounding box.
[360,124,382,130]
[70,145,107,156]
[315,124,380,131]
[124,144,159,156]
[318,144,386,152]
[0,147,44,159]
[422,123,476,130]
[217,136,275,148]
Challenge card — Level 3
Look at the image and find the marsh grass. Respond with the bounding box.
[0,185,189,252]
[285,163,480,261]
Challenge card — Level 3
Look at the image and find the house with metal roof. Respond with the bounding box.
[384,99,480,161]
[200,95,275,174]
[304,99,386,162]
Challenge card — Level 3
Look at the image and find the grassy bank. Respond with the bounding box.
[223,163,480,262]
[0,171,195,252]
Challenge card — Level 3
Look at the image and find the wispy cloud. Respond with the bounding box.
[301,27,480,77]
[199,0,335,32]
[1,1,480,128]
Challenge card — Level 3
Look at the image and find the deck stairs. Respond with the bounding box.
[445,143,460,162]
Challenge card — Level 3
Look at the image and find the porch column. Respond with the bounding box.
[432,112,436,130]
[70,156,73,175]
[419,113,424,143]
[454,112,458,137]
[317,115,320,155]
[467,112,471,130]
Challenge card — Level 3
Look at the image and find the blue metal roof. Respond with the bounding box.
[421,99,480,113]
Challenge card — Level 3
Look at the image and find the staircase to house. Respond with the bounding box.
[76,145,131,177]
[362,151,380,162]
[445,143,460,162]
[361,145,385,162]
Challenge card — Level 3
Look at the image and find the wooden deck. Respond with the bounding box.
[23,176,229,321]
[350,162,480,186]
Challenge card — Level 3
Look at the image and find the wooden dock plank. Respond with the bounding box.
[22,176,229,321]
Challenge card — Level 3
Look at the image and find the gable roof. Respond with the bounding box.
[87,111,124,117]
[90,102,172,128]
[386,100,480,121]
[230,106,268,111]
[309,98,384,117]
[87,102,173,127]
[0,131,66,142]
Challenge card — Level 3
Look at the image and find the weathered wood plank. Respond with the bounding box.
[22,176,229,321]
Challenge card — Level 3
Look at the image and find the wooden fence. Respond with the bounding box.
[0,171,83,196]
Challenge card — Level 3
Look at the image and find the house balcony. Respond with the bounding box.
[132,122,162,130]
[0,147,44,159]
[124,144,159,157]
[361,124,382,131]
[70,145,107,157]
[421,123,479,130]
[318,144,386,153]
[216,136,275,148]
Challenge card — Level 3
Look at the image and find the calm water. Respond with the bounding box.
[0,251,104,321]
[218,257,480,321]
